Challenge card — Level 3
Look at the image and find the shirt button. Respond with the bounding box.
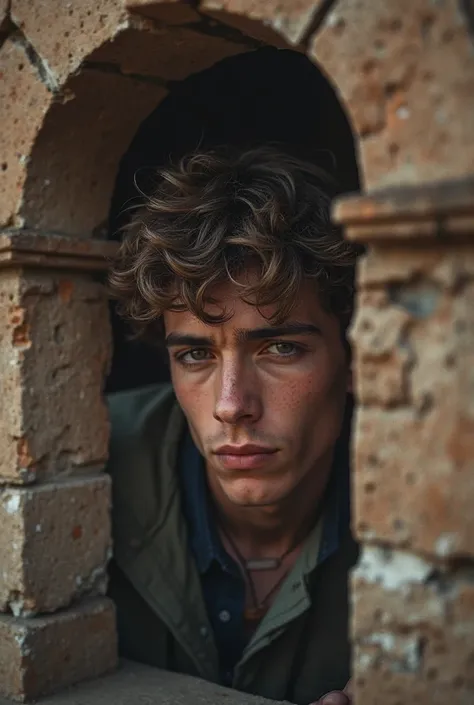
[199,626,209,637]
[218,609,231,623]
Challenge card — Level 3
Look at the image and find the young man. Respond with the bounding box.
[107,147,359,705]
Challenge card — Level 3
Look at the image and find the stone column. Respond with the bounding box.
[335,177,474,704]
[0,233,118,701]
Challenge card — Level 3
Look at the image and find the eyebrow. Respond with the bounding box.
[165,323,321,348]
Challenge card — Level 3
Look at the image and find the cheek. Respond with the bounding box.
[171,367,212,426]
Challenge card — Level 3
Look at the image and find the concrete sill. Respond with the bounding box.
[0,660,285,705]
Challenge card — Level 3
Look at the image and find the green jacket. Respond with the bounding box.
[107,384,358,704]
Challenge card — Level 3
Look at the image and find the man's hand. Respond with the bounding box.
[311,679,352,705]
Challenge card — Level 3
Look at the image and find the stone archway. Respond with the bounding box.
[0,1,473,703]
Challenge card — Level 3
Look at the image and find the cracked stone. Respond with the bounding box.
[310,0,474,190]
[0,270,111,482]
[0,598,117,702]
[0,475,112,615]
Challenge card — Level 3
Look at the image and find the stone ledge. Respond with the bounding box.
[334,176,474,244]
[0,659,287,705]
[0,232,119,272]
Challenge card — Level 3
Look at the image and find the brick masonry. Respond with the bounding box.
[0,269,111,483]
[0,475,112,615]
[0,598,117,702]
[335,180,474,703]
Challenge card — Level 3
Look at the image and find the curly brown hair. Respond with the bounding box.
[109,146,360,340]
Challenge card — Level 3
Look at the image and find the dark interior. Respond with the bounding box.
[105,46,359,394]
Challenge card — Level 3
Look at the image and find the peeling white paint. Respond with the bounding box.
[396,105,411,120]
[355,546,433,590]
[357,651,376,672]
[35,523,42,533]
[9,598,25,618]
[435,533,458,557]
[403,636,422,672]
[363,632,422,673]
[14,627,28,649]
[366,631,396,652]
[3,493,21,514]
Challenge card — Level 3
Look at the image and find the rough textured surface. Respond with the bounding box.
[0,269,111,483]
[200,0,323,45]
[88,22,249,82]
[0,39,52,228]
[0,475,112,615]
[0,598,117,702]
[0,660,288,705]
[0,232,119,272]
[10,0,127,87]
[352,548,474,704]
[124,0,201,24]
[311,0,474,190]
[18,69,166,237]
[0,0,9,29]
[350,246,474,557]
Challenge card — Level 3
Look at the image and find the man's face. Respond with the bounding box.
[164,275,351,508]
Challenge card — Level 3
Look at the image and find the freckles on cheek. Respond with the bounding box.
[269,379,308,413]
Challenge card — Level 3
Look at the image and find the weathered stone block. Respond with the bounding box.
[0,475,111,615]
[310,0,474,190]
[11,0,127,87]
[0,0,9,29]
[200,0,324,45]
[89,24,249,82]
[350,247,474,558]
[125,0,200,24]
[352,546,474,704]
[19,69,166,237]
[0,598,117,702]
[0,39,52,228]
[0,269,111,483]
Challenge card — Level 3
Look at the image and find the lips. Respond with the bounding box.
[214,445,278,471]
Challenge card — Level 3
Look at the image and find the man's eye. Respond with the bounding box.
[265,342,299,357]
[178,348,212,363]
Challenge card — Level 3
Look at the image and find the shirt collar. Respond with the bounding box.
[179,400,352,575]
[179,431,232,573]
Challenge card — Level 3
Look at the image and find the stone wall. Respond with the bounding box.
[0,0,473,702]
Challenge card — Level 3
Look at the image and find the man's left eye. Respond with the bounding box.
[266,342,299,356]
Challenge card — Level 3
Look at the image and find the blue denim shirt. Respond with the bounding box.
[179,419,351,687]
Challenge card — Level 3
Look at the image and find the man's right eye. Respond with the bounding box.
[176,348,212,364]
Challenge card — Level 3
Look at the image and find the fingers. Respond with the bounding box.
[343,678,353,698]
[317,691,351,705]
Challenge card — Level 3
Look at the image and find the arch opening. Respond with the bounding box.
[104,45,360,392]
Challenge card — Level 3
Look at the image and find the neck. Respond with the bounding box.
[207,449,334,559]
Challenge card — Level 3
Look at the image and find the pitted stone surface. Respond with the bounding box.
[352,549,474,704]
[11,0,128,87]
[0,598,117,702]
[351,247,474,557]
[0,39,52,228]
[0,475,112,615]
[311,0,474,190]
[0,660,289,705]
[200,0,324,45]
[125,0,201,24]
[0,269,111,482]
[18,69,166,237]
[88,22,249,81]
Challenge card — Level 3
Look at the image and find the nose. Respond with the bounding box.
[213,358,262,425]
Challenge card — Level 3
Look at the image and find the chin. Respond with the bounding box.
[221,477,288,507]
